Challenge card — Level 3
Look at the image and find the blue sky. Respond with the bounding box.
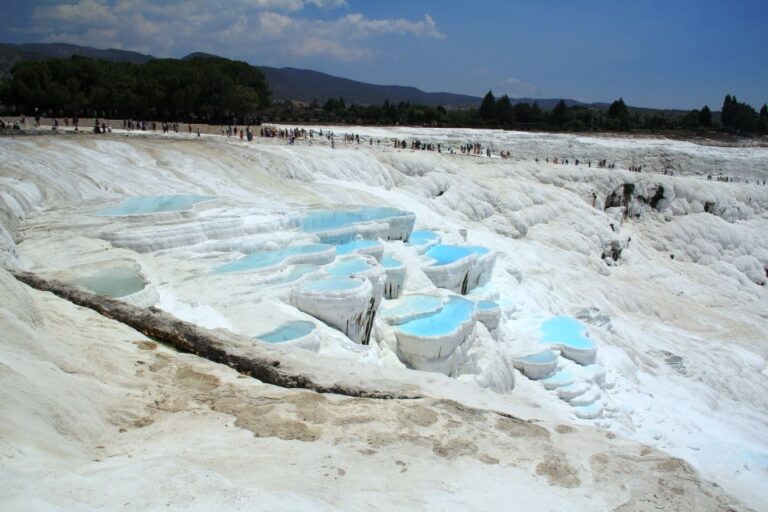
[1,0,766,110]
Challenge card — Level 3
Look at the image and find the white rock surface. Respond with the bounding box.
[1,127,767,510]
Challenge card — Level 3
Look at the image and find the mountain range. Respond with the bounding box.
[0,42,613,110]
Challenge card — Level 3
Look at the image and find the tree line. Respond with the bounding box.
[467,91,765,134]
[261,92,768,135]
[1,55,766,135]
[0,55,270,123]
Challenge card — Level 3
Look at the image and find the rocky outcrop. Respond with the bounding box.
[11,271,415,399]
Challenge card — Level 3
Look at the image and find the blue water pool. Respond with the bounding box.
[326,257,374,277]
[520,350,558,365]
[425,245,475,266]
[477,300,498,311]
[96,195,212,216]
[256,321,315,343]
[398,297,474,337]
[268,264,319,285]
[302,277,361,291]
[410,230,439,243]
[380,294,443,323]
[215,244,333,274]
[299,207,411,233]
[381,255,403,268]
[540,316,595,349]
[335,239,382,255]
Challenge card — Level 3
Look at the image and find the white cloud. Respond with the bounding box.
[327,13,445,39]
[24,1,444,62]
[293,37,373,62]
[34,0,119,25]
[306,0,348,8]
[258,12,294,37]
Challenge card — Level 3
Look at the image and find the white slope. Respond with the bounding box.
[0,266,746,512]
[1,127,767,510]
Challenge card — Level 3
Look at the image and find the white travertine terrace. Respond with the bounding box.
[290,276,377,344]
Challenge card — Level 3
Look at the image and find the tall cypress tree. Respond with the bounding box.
[721,95,734,129]
[757,104,768,134]
[496,94,513,125]
[698,105,712,127]
[514,102,532,123]
[531,101,542,123]
[479,90,497,121]
[607,97,629,130]
[550,100,569,127]
[607,97,628,119]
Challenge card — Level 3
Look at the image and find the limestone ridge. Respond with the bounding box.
[11,270,420,400]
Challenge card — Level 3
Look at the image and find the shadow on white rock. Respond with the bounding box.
[422,244,496,295]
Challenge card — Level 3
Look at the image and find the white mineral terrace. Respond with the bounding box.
[1,126,767,511]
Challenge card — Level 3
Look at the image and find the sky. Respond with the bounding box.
[0,0,766,110]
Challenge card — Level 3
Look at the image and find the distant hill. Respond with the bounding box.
[1,42,653,111]
[0,43,153,77]
[255,66,481,108]
[198,60,603,109]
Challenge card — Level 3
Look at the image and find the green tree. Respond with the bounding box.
[479,90,497,121]
[495,94,513,125]
[607,97,629,130]
[513,102,533,124]
[758,104,768,134]
[531,101,543,123]
[550,99,569,128]
[698,105,712,127]
[721,95,758,134]
[732,103,758,133]
[1,55,271,122]
[323,97,346,114]
[681,109,700,129]
[721,94,735,128]
[645,112,668,130]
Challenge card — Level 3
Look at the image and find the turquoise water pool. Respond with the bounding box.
[299,207,410,233]
[381,255,403,268]
[466,246,490,255]
[520,350,558,365]
[72,267,145,298]
[425,245,475,266]
[410,230,439,243]
[380,294,443,323]
[256,321,315,343]
[398,297,474,337]
[268,264,319,285]
[215,244,332,274]
[540,316,595,349]
[326,257,374,277]
[477,300,498,311]
[96,195,212,216]
[302,277,361,291]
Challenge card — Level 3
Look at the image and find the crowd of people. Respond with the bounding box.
[252,127,768,185]
[0,115,81,131]
[2,116,766,186]
[0,118,22,130]
[708,174,766,185]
